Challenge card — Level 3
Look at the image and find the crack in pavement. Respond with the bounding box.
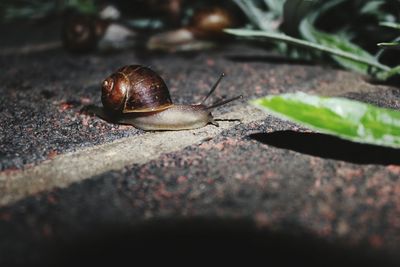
[0,105,267,207]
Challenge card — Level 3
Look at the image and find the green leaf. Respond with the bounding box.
[224,28,390,73]
[300,20,376,75]
[305,0,347,24]
[263,0,283,15]
[377,42,400,49]
[379,22,400,30]
[1,0,97,21]
[251,92,400,148]
[376,65,400,80]
[360,1,386,18]
[282,0,316,36]
[3,2,55,20]
[65,0,97,14]
[283,0,316,36]
[232,0,279,31]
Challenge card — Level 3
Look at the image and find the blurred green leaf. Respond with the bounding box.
[224,28,390,73]
[376,65,400,80]
[232,0,279,31]
[300,20,377,75]
[377,42,400,49]
[2,1,55,20]
[252,92,400,148]
[375,22,400,59]
[1,0,97,21]
[360,0,388,19]
[65,0,97,14]
[380,22,400,30]
[282,0,316,36]
[360,1,384,14]
[263,0,283,15]
[229,0,399,80]
[305,0,346,23]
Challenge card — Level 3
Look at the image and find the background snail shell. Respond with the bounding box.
[188,7,235,39]
[101,65,173,114]
[62,13,109,53]
[146,6,236,52]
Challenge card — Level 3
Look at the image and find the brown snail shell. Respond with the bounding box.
[146,6,236,52]
[188,7,235,38]
[62,13,109,53]
[101,65,173,114]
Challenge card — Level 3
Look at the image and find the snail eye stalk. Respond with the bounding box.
[206,95,243,110]
[200,72,225,105]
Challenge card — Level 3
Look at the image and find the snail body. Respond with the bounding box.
[117,104,213,130]
[99,65,240,130]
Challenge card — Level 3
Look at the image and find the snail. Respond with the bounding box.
[62,13,109,53]
[188,6,236,39]
[62,10,136,53]
[147,6,236,52]
[94,65,242,130]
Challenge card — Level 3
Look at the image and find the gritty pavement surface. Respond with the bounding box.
[1,22,400,266]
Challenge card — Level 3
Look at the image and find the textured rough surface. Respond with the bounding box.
[0,105,266,206]
[1,21,400,266]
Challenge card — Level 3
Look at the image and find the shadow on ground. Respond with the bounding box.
[41,218,398,266]
[249,131,400,165]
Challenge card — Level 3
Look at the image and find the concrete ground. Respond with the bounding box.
[1,21,400,265]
